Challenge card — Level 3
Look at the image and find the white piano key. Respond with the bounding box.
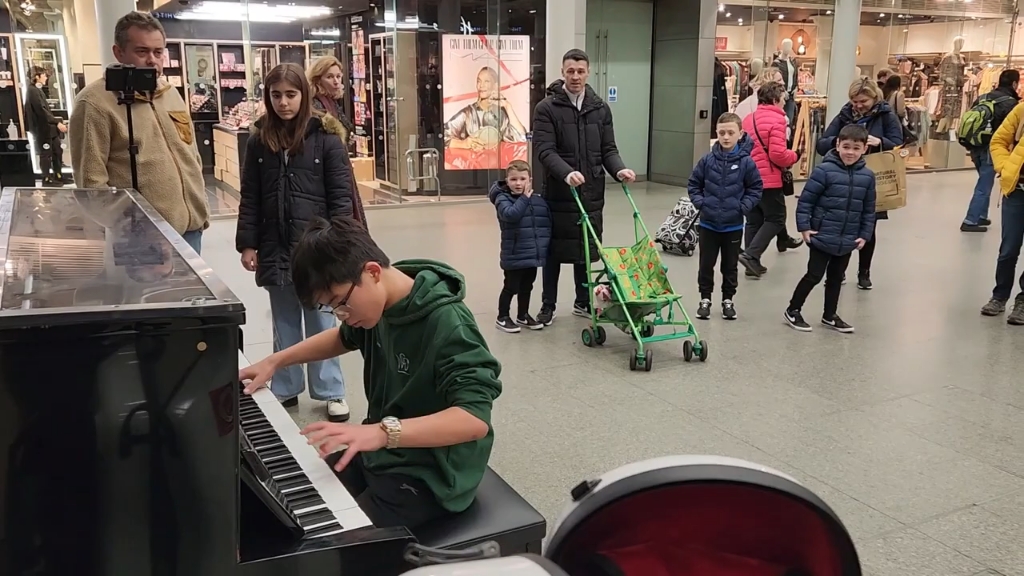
[334,507,373,531]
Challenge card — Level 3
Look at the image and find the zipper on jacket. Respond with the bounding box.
[839,167,855,253]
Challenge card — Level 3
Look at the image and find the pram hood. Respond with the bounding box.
[545,456,862,576]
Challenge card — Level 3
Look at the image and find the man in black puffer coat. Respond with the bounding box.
[533,49,635,325]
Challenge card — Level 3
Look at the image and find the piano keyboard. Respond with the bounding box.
[238,350,372,538]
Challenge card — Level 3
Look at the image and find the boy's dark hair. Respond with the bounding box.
[562,49,589,65]
[30,66,47,81]
[506,160,531,175]
[757,81,786,105]
[999,69,1020,88]
[717,112,742,127]
[292,217,390,308]
[837,124,869,145]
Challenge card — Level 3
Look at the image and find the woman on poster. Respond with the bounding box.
[444,66,527,152]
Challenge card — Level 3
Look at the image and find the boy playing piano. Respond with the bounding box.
[240,216,502,530]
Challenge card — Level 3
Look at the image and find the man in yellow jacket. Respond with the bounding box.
[70,11,209,254]
[986,100,1024,325]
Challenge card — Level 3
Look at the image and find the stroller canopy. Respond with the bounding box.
[544,456,862,576]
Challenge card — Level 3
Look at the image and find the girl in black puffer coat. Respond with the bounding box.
[235,63,363,422]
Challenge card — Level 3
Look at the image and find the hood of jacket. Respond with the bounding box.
[990,85,1021,102]
[488,180,513,204]
[545,79,602,111]
[822,148,866,171]
[839,100,894,122]
[712,133,754,160]
[385,260,466,326]
[248,112,346,140]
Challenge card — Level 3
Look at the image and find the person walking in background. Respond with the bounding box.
[981,97,1024,325]
[490,160,551,333]
[70,11,208,253]
[689,112,762,321]
[532,48,635,325]
[815,77,903,290]
[785,125,876,334]
[961,70,1019,233]
[738,81,800,278]
[307,55,356,146]
[235,63,358,422]
[24,66,67,186]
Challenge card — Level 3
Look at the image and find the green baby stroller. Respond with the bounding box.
[573,184,707,372]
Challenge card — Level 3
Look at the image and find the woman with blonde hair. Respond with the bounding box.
[307,55,355,144]
[815,76,903,290]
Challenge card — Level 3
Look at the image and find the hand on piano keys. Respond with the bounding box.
[240,356,276,395]
[301,421,388,472]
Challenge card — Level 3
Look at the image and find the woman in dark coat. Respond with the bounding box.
[532,63,633,322]
[307,55,356,146]
[235,63,361,423]
[816,76,904,290]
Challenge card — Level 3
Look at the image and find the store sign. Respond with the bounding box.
[441,34,531,171]
[715,37,728,51]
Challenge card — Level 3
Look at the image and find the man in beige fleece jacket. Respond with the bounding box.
[70,11,209,253]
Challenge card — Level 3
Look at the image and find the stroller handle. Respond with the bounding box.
[570,183,652,243]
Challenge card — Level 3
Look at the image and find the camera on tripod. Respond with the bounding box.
[105,64,158,95]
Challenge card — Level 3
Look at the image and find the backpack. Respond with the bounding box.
[655,196,700,256]
[957,95,1013,149]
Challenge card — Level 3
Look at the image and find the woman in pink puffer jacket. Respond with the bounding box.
[738,81,801,277]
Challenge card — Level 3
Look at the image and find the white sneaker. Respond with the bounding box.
[327,399,351,422]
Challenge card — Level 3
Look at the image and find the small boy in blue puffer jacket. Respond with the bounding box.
[785,124,877,334]
[688,112,763,321]
[489,160,552,334]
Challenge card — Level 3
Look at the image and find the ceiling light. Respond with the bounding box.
[726,12,731,17]
[778,14,784,19]
[737,18,743,23]
[826,10,832,14]
[719,3,724,11]
[880,13,885,16]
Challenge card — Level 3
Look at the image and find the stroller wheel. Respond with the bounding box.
[581,328,596,348]
[697,340,709,362]
[682,340,694,362]
[640,324,655,338]
[594,326,607,345]
[644,350,654,372]
[629,349,639,371]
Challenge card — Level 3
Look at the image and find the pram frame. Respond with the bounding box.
[571,184,707,371]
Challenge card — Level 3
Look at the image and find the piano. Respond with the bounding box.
[0,187,415,576]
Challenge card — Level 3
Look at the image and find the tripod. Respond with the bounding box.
[116,90,142,192]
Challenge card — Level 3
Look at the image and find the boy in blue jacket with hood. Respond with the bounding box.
[489,160,552,333]
[688,112,763,320]
[785,124,876,334]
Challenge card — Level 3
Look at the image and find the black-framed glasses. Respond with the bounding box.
[316,282,356,318]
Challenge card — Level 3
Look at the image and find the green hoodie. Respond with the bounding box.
[339,259,502,512]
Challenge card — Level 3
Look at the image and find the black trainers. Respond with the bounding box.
[738,253,765,278]
[960,223,988,232]
[784,309,812,332]
[857,273,873,290]
[516,315,544,330]
[777,236,804,252]
[981,298,1007,316]
[1008,300,1024,326]
[980,217,993,226]
[696,298,712,320]
[495,317,521,333]
[722,299,737,320]
[281,396,299,408]
[537,306,556,326]
[572,303,591,318]
[821,315,855,333]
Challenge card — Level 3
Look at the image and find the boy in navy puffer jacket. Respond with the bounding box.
[785,124,876,334]
[688,112,763,320]
[490,160,552,333]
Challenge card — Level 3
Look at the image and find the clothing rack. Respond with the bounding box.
[791,97,827,178]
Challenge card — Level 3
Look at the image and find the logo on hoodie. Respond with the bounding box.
[396,353,410,375]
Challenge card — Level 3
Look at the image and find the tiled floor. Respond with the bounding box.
[199,170,1023,576]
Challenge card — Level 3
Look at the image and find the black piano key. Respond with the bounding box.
[283,486,319,501]
[247,430,280,442]
[278,476,312,491]
[287,494,326,511]
[298,509,337,528]
[245,424,276,435]
[305,523,346,539]
[256,446,292,460]
[268,458,299,472]
[253,439,285,451]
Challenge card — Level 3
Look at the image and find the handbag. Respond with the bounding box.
[753,115,796,197]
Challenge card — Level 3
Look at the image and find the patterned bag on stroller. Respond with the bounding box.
[655,196,700,257]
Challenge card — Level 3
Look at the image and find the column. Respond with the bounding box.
[71,0,104,78]
[813,16,832,96]
[62,1,82,74]
[825,0,861,121]
[545,0,586,85]
[94,0,138,67]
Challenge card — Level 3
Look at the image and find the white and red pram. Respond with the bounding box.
[402,455,862,576]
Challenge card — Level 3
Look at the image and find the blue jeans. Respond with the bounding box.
[182,230,203,254]
[993,190,1024,302]
[267,284,346,401]
[965,149,995,225]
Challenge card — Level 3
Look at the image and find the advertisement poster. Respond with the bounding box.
[442,34,530,171]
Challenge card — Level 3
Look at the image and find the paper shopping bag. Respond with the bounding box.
[863,149,908,212]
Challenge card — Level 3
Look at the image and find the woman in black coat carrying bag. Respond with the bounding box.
[235,63,362,423]
[532,49,635,325]
[816,77,904,290]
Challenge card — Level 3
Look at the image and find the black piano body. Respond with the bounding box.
[0,187,414,576]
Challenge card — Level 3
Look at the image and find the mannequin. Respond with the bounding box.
[937,35,966,132]
[772,39,797,127]
[712,57,729,137]
[746,58,764,99]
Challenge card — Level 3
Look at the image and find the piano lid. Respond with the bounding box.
[0,187,243,328]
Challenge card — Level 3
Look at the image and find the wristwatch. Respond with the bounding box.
[380,417,401,449]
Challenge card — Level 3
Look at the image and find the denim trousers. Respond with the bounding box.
[266,284,346,401]
[965,148,996,226]
[993,190,1024,302]
[182,230,203,255]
